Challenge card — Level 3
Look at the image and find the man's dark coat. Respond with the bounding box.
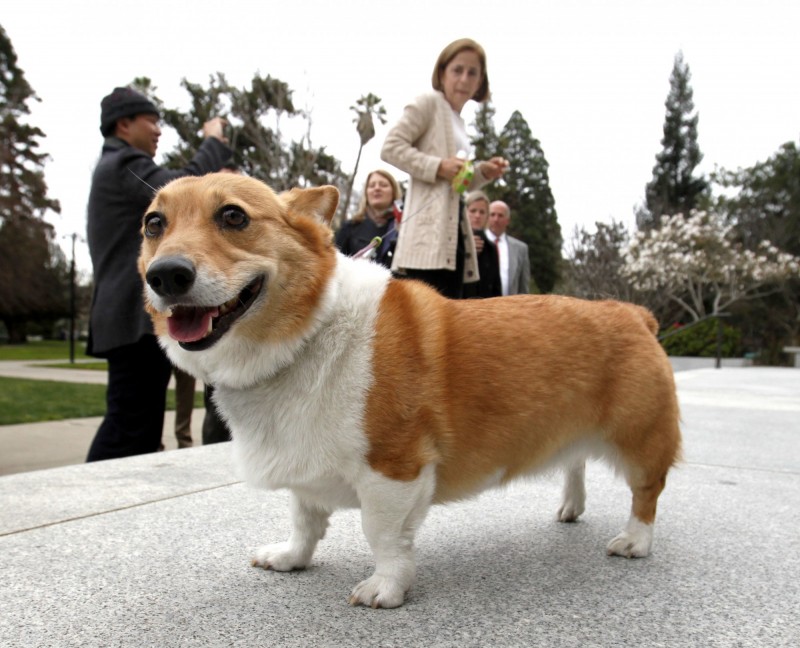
[86,136,231,356]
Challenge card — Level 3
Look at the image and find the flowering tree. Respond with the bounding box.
[623,210,799,321]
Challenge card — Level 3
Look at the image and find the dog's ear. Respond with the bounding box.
[282,186,339,225]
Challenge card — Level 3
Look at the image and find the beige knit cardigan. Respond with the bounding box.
[381,91,493,280]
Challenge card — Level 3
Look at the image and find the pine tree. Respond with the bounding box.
[497,110,562,293]
[471,101,500,176]
[639,51,708,229]
[714,140,800,256]
[0,26,60,225]
[0,24,67,343]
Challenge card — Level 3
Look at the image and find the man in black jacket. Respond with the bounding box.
[86,86,232,461]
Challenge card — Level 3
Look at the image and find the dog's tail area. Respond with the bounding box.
[631,304,659,336]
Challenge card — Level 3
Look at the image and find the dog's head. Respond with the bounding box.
[138,173,339,385]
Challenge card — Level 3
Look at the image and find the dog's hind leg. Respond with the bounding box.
[252,492,330,571]
[607,419,679,558]
[348,464,436,609]
[606,473,665,558]
[557,459,586,523]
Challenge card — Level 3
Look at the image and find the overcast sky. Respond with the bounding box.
[4,0,799,275]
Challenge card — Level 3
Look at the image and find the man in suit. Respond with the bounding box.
[86,86,232,461]
[487,201,531,295]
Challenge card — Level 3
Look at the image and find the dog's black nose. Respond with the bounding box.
[146,256,196,297]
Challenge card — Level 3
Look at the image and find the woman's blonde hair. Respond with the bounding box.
[431,38,490,103]
[351,170,402,224]
[465,190,490,208]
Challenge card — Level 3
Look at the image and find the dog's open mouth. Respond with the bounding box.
[167,276,264,351]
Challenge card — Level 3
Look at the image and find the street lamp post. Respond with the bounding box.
[68,233,76,364]
[715,313,730,369]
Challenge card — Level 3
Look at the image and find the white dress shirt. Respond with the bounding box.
[449,110,471,156]
[489,231,510,296]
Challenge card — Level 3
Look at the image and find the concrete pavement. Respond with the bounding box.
[0,365,799,646]
[0,359,110,385]
[0,409,208,474]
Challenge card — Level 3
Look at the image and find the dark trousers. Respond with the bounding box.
[202,385,231,444]
[86,335,173,462]
[403,206,467,299]
[173,367,196,448]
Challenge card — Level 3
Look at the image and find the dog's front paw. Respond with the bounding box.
[557,499,584,523]
[348,575,406,609]
[606,521,653,558]
[251,542,309,572]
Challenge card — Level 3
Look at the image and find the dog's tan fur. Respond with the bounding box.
[139,175,338,347]
[139,174,681,608]
[366,279,680,512]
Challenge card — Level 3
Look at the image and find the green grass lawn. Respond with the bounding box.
[0,340,202,424]
[0,339,94,361]
[0,376,204,425]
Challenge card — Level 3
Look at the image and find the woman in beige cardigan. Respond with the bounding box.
[381,38,508,298]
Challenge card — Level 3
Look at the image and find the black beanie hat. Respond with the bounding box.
[99,87,160,136]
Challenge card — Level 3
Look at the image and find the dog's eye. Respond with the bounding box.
[144,212,166,238]
[217,206,249,230]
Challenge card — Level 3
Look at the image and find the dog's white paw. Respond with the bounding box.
[557,499,585,523]
[558,463,585,522]
[251,542,309,572]
[348,575,407,609]
[606,519,653,558]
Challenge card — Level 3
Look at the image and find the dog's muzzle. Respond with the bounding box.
[146,255,196,298]
[145,255,265,351]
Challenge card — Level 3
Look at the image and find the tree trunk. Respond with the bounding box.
[3,318,28,344]
[336,143,364,230]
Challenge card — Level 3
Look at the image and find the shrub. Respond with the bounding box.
[660,318,743,357]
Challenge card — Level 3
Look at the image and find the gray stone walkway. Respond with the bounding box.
[0,367,798,646]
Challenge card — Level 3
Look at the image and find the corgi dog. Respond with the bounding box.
[139,174,681,609]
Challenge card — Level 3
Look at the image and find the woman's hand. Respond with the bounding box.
[479,157,509,180]
[437,157,468,181]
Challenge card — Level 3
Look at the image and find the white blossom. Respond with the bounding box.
[622,210,799,321]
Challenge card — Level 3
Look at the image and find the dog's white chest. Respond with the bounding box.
[213,256,390,497]
[219,371,369,494]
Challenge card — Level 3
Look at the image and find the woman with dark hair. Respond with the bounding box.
[335,169,402,268]
[381,38,508,298]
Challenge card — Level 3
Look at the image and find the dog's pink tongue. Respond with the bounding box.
[167,306,219,343]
